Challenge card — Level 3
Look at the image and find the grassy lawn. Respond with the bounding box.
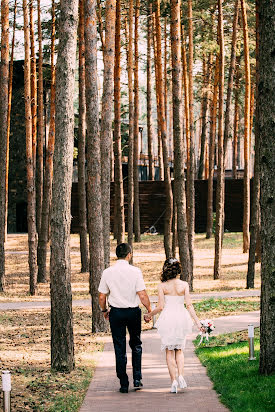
[193,297,260,318]
[195,330,275,412]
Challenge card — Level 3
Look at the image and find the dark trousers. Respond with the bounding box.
[109,306,142,387]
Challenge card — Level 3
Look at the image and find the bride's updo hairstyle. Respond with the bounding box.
[161,258,182,282]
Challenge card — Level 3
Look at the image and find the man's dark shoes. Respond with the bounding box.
[133,380,143,390]
[119,386,128,393]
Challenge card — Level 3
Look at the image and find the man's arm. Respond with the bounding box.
[98,292,109,319]
[137,290,151,312]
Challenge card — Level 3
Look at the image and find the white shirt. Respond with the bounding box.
[98,259,146,308]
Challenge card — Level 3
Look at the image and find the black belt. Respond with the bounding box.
[110,305,139,309]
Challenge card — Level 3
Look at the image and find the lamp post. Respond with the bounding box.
[248,324,256,361]
[2,370,11,412]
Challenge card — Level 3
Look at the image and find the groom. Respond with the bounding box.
[98,243,151,393]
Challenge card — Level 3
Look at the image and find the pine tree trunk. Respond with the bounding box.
[50,0,78,371]
[241,0,251,253]
[29,0,37,182]
[152,12,164,181]
[187,0,195,284]
[85,0,107,333]
[206,56,219,239]
[180,21,190,166]
[214,0,225,280]
[155,0,173,258]
[133,0,141,242]
[246,2,259,289]
[78,0,89,272]
[259,0,275,376]
[224,0,239,156]
[114,0,125,245]
[198,54,212,180]
[0,0,9,292]
[171,0,191,282]
[37,0,56,283]
[23,0,38,295]
[232,57,241,179]
[36,0,44,235]
[5,0,17,241]
[126,0,134,253]
[147,1,154,181]
[101,0,115,268]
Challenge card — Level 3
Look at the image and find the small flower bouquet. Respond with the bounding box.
[198,319,215,345]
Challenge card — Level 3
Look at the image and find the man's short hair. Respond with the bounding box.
[116,243,132,259]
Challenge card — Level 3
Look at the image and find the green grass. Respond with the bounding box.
[193,298,260,317]
[195,332,275,412]
[195,232,243,249]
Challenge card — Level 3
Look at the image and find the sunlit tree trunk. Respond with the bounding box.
[224,0,239,156]
[78,0,89,272]
[37,0,56,283]
[240,0,251,253]
[155,0,173,258]
[247,0,260,289]
[125,0,134,253]
[101,0,115,267]
[114,0,125,244]
[85,0,107,332]
[133,0,141,242]
[0,0,9,292]
[187,0,195,281]
[180,21,189,166]
[23,0,38,295]
[50,0,78,371]
[147,0,154,181]
[152,12,163,181]
[171,0,191,282]
[206,56,219,239]
[29,0,37,181]
[232,55,241,179]
[259,0,275,376]
[36,0,44,235]
[214,0,225,280]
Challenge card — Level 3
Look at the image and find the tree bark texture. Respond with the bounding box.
[232,57,241,179]
[214,0,225,280]
[206,56,219,239]
[224,0,239,156]
[147,0,154,181]
[36,0,44,235]
[50,0,79,372]
[258,0,275,376]
[240,0,251,253]
[180,22,190,165]
[198,54,212,180]
[37,0,56,283]
[114,0,125,244]
[29,0,37,177]
[187,0,195,282]
[85,0,107,333]
[155,0,173,258]
[78,0,89,272]
[23,0,38,296]
[0,0,9,291]
[6,0,17,240]
[100,0,115,268]
[133,0,141,243]
[126,0,134,253]
[171,0,191,282]
[247,1,260,289]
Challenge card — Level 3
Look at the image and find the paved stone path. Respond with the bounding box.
[80,311,260,412]
[0,290,260,311]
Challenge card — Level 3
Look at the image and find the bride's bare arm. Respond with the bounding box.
[184,284,203,330]
[146,284,165,318]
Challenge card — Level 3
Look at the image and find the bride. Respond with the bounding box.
[144,258,205,393]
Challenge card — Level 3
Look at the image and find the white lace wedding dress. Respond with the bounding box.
[155,295,193,351]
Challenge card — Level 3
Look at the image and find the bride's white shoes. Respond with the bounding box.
[170,380,178,393]
[178,375,187,389]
